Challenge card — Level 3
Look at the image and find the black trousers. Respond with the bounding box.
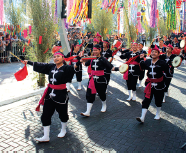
[139,70,145,81]
[105,74,111,85]
[142,87,164,109]
[75,71,82,82]
[68,71,82,83]
[41,98,69,126]
[86,81,107,103]
[164,77,172,92]
[142,40,146,46]
[126,74,138,91]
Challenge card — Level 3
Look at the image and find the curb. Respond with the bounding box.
[0,75,89,107]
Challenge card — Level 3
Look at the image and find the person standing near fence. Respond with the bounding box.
[0,36,3,63]
[5,34,11,63]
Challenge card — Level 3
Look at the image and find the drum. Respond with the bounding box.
[180,39,185,48]
[108,57,113,63]
[119,64,129,74]
[172,56,182,68]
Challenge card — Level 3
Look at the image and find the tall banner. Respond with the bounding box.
[67,0,73,19]
[119,0,124,34]
[120,8,124,34]
[0,0,4,25]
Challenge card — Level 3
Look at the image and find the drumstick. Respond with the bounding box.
[10,52,22,61]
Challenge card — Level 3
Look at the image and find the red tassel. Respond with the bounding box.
[29,26,32,34]
[44,48,49,54]
[35,104,40,111]
[28,39,30,46]
[14,64,28,81]
[23,47,25,53]
[39,36,42,44]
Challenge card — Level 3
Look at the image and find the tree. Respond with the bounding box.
[5,3,25,34]
[89,0,114,40]
[27,0,58,87]
[123,0,134,47]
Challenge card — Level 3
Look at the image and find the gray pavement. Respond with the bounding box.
[0,58,186,153]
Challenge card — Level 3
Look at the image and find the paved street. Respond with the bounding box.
[0,62,88,103]
[0,58,186,153]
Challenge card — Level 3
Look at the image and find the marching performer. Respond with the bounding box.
[65,42,82,91]
[80,44,119,117]
[172,37,180,48]
[83,38,99,56]
[159,44,184,102]
[22,51,82,142]
[83,38,100,75]
[102,40,113,92]
[136,46,171,123]
[96,32,103,50]
[138,43,147,88]
[120,43,143,101]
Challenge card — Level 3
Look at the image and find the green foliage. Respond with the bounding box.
[5,3,25,34]
[27,0,58,86]
[85,23,96,34]
[123,0,131,48]
[91,0,114,40]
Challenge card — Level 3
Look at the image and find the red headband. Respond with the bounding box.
[54,53,64,57]
[133,42,138,45]
[93,47,101,50]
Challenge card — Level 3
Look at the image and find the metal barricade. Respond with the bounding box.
[0,40,26,63]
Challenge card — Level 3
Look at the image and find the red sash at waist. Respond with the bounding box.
[144,76,164,99]
[88,70,104,94]
[36,84,66,111]
[123,56,139,80]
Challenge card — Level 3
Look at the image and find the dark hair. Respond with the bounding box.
[103,40,110,49]
[71,41,79,53]
[93,44,101,50]
[6,34,9,38]
[139,42,143,46]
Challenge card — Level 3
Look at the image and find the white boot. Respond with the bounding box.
[132,91,136,101]
[163,95,166,103]
[106,89,108,94]
[58,122,67,138]
[67,83,70,92]
[35,126,50,142]
[77,82,82,90]
[126,90,132,101]
[154,107,161,120]
[80,103,93,117]
[136,109,148,123]
[138,80,142,88]
[182,60,185,64]
[165,92,168,96]
[101,101,107,112]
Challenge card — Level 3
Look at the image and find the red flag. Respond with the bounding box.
[44,48,49,54]
[14,64,28,81]
[39,36,42,44]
